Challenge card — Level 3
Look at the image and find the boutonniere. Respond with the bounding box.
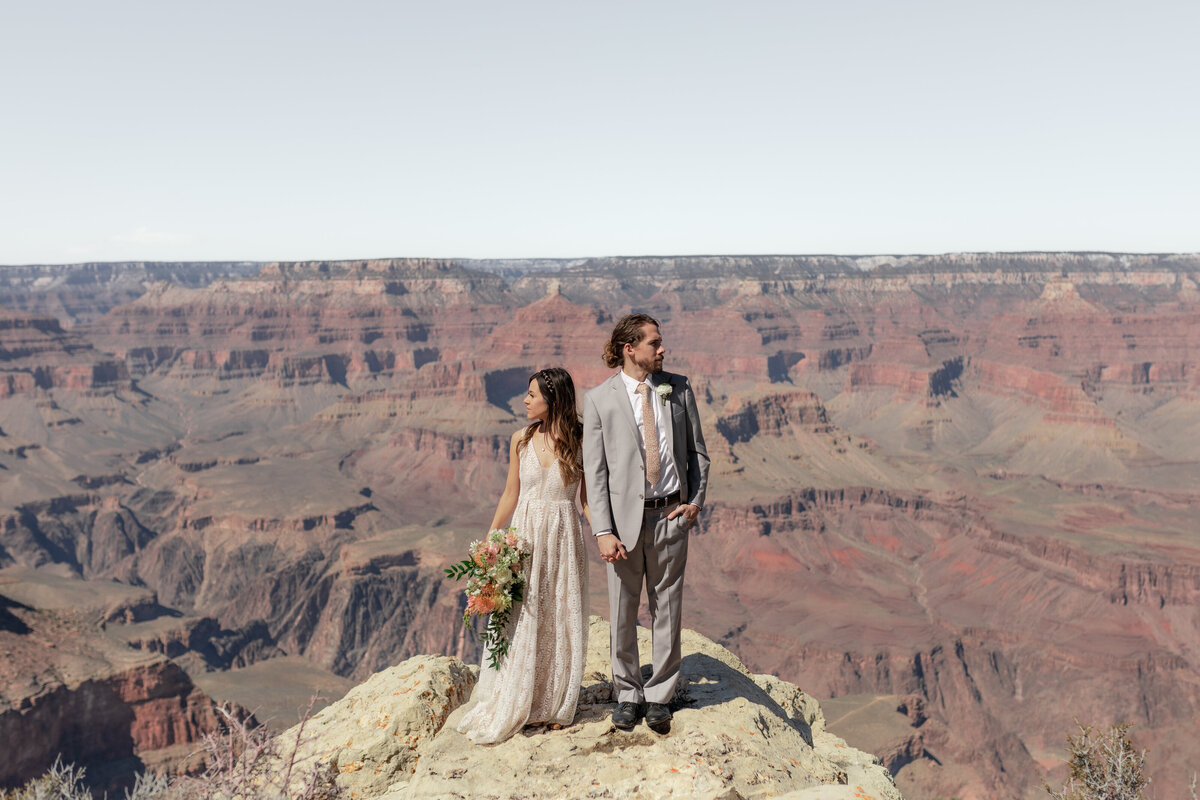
[655,382,673,406]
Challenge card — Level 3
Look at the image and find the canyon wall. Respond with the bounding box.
[0,575,229,791]
[2,252,1199,798]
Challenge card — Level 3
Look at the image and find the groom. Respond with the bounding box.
[583,313,710,734]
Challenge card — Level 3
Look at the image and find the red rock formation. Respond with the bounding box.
[972,361,1109,423]
[0,593,228,790]
[716,391,834,443]
[0,311,132,398]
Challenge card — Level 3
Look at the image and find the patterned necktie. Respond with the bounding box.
[636,383,661,486]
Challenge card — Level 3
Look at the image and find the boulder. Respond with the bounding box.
[276,654,476,798]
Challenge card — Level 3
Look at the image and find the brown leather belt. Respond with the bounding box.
[644,493,681,509]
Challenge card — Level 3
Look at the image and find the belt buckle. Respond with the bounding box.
[646,493,677,509]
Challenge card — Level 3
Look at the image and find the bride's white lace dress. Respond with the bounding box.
[456,442,587,744]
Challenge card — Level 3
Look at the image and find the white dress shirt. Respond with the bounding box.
[619,369,681,500]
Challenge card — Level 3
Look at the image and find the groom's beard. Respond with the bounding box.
[633,352,664,375]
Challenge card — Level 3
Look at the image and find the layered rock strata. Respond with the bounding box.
[1,253,1199,798]
[0,570,229,790]
[0,311,133,398]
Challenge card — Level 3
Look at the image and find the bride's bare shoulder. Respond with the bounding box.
[508,427,526,451]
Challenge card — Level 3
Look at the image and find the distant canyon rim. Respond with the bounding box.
[1,252,1198,800]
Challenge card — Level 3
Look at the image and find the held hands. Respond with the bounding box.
[598,504,700,564]
[597,533,627,563]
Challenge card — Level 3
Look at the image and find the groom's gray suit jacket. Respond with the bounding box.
[583,371,710,548]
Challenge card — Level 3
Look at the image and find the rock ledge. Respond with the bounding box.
[279,617,902,800]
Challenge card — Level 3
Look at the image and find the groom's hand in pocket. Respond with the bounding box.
[667,503,700,529]
[597,533,627,563]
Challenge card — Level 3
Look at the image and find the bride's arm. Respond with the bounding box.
[579,477,591,527]
[488,429,524,530]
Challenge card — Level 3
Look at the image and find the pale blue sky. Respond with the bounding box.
[2,0,1197,264]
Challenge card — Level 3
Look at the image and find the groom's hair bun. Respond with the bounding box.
[603,313,660,368]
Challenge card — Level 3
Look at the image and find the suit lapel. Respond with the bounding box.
[662,375,688,468]
[608,373,639,440]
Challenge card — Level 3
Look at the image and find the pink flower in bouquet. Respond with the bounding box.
[505,531,519,547]
[468,594,496,614]
[484,543,501,565]
[467,583,499,614]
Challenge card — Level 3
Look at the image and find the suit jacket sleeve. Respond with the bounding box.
[583,390,614,533]
[681,377,710,509]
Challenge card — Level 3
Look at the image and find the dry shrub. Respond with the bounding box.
[167,701,342,800]
[1045,721,1149,800]
[2,700,343,800]
[0,760,92,800]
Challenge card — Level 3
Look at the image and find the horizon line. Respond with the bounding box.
[5,249,1200,270]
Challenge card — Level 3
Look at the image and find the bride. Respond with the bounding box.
[457,367,589,744]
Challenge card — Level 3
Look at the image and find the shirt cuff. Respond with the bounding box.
[594,529,613,537]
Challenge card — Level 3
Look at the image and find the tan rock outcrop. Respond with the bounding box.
[276,654,476,798]
[280,617,901,800]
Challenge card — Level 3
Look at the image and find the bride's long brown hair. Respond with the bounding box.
[517,367,583,486]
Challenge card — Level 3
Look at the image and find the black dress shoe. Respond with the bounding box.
[612,701,640,730]
[644,702,672,733]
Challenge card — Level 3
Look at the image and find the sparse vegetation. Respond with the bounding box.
[168,702,343,800]
[0,760,92,800]
[1045,722,1149,800]
[1,702,344,800]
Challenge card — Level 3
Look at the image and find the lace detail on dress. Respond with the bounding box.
[456,443,588,744]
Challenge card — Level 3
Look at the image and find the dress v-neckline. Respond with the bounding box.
[529,439,556,470]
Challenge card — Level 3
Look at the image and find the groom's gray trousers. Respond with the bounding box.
[607,502,690,705]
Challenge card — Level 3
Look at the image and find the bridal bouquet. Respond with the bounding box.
[444,526,533,670]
